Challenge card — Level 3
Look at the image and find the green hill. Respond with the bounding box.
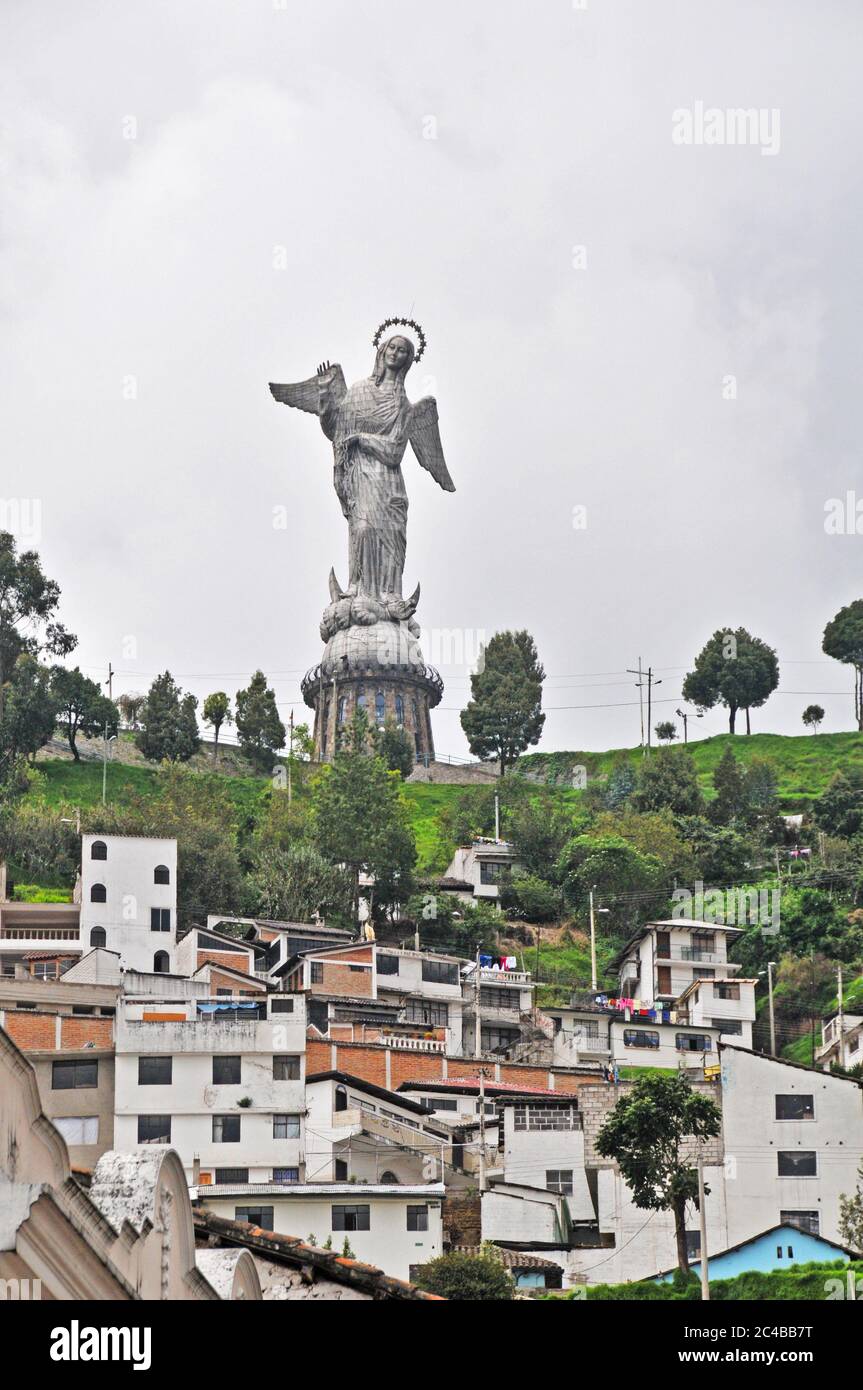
[518,730,863,811]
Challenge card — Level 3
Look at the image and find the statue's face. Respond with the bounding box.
[384,336,411,370]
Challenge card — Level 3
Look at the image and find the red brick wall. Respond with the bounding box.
[304,1036,605,1094]
[3,1011,114,1051]
[197,951,250,975]
[61,1016,114,1050]
[4,1011,56,1050]
[310,963,372,998]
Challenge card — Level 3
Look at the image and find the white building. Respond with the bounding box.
[442,839,517,901]
[815,1011,863,1070]
[114,987,307,1186]
[80,833,178,975]
[196,1182,444,1281]
[374,945,466,1054]
[304,1071,451,1185]
[613,918,746,1006]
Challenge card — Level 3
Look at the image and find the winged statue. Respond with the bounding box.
[270,325,454,610]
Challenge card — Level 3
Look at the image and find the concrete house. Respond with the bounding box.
[80,833,179,975]
[613,918,746,1006]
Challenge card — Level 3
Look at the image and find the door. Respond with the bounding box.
[657,966,672,996]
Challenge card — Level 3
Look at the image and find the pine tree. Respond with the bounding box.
[460,630,545,775]
[137,672,200,763]
[235,671,285,772]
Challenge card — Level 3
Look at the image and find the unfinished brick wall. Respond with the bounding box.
[197,951,250,975]
[61,1016,114,1050]
[443,1194,482,1247]
[311,963,373,998]
[1,1010,114,1051]
[579,1077,725,1167]
[3,1010,56,1050]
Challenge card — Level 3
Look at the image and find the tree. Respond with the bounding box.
[235,670,285,773]
[0,532,77,726]
[0,656,59,771]
[460,630,545,775]
[603,756,638,810]
[708,745,748,826]
[203,691,232,764]
[823,600,863,731]
[814,772,863,841]
[595,1072,722,1277]
[311,711,416,923]
[377,718,414,780]
[682,627,779,734]
[558,833,665,927]
[655,720,677,743]
[499,871,561,922]
[51,666,118,760]
[631,747,704,817]
[414,1249,515,1301]
[248,844,353,925]
[838,1160,863,1253]
[116,691,145,730]
[137,672,200,763]
[802,704,825,735]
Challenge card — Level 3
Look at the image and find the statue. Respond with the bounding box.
[270,318,454,636]
[270,317,451,762]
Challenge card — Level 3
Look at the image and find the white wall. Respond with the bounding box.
[200,1191,443,1280]
[80,834,177,974]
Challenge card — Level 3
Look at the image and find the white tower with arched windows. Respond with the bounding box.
[80,834,178,975]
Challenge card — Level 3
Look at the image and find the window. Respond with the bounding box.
[150,908,171,933]
[273,1114,300,1139]
[271,998,294,1013]
[335,1159,348,1180]
[778,1151,817,1177]
[714,982,740,1000]
[332,1204,370,1232]
[781,1210,820,1235]
[404,999,448,1027]
[623,1028,660,1050]
[154,864,170,885]
[273,1167,299,1184]
[153,950,169,973]
[425,1097,458,1112]
[213,1056,241,1085]
[481,1025,520,1053]
[775,1094,815,1121]
[138,1056,172,1086]
[52,1059,98,1090]
[675,1033,713,1052]
[273,1055,301,1081]
[357,691,367,713]
[91,840,107,860]
[375,690,385,724]
[395,694,404,725]
[479,861,505,885]
[33,960,60,979]
[421,959,459,986]
[685,1230,701,1260]
[215,1168,249,1184]
[377,953,400,976]
[335,1085,348,1112]
[72,1005,95,1016]
[407,1204,429,1231]
[480,985,518,1011]
[310,961,324,984]
[337,697,347,726]
[236,1206,274,1230]
[213,1115,241,1143]
[714,1019,743,1035]
[380,1170,399,1183]
[90,883,107,903]
[692,968,715,980]
[546,1169,574,1195]
[54,1116,99,1145]
[90,926,106,948]
[138,1115,171,1143]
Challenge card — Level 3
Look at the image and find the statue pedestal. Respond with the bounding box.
[301,619,443,763]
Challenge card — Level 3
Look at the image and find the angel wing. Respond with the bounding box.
[269,363,347,415]
[408,397,455,492]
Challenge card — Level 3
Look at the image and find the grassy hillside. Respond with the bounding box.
[546,1259,863,1300]
[519,730,863,810]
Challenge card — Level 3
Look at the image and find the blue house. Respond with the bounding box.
[657,1224,857,1282]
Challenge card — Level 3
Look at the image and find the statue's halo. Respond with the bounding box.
[372,316,427,363]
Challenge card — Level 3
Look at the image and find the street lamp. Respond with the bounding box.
[676,707,703,744]
[589,887,611,992]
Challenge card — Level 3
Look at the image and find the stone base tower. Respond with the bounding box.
[302,613,442,764]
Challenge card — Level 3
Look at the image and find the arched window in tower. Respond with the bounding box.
[90,883,107,904]
[375,690,385,725]
[320,698,329,752]
[153,951,170,974]
[337,697,348,726]
[357,691,367,714]
[395,694,404,726]
[90,927,106,948]
[154,865,170,885]
[91,840,107,860]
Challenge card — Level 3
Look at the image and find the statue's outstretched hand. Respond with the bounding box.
[317,361,332,377]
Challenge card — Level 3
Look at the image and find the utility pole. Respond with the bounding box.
[478,1068,488,1193]
[494,792,500,843]
[474,946,482,1058]
[767,960,776,1055]
[589,887,598,993]
[697,1156,709,1301]
[837,964,845,1070]
[627,658,645,751]
[287,709,294,805]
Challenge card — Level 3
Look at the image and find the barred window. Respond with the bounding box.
[404,999,448,1027]
[421,959,459,986]
[623,1029,659,1049]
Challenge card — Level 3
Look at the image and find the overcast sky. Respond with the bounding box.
[3,0,861,758]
